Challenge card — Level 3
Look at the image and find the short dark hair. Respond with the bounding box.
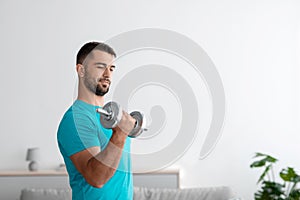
[76,42,116,65]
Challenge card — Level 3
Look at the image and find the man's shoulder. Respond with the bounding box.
[60,101,94,121]
[59,105,74,123]
[58,101,99,136]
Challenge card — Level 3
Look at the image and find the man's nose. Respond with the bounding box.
[102,67,112,77]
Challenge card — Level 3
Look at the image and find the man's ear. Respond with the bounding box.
[76,64,85,77]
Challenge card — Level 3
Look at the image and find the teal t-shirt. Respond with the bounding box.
[57,100,133,200]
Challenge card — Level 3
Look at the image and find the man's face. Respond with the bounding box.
[82,50,115,96]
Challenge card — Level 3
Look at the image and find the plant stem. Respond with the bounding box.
[289,182,298,196]
[286,181,290,197]
[271,165,275,182]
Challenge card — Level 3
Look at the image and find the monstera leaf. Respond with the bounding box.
[250,152,278,168]
[251,153,300,200]
[288,189,300,200]
[280,168,300,183]
[255,181,285,200]
[250,152,278,184]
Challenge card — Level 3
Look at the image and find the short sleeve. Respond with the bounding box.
[58,106,100,157]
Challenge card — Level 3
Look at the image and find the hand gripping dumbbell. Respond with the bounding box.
[96,101,146,138]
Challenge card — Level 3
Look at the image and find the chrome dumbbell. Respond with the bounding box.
[96,101,146,138]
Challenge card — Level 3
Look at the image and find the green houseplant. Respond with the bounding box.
[250,152,300,200]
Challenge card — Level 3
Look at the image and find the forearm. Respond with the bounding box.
[86,132,127,187]
[82,111,135,188]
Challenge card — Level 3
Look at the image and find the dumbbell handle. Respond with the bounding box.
[97,107,139,129]
[96,108,112,118]
[96,101,146,138]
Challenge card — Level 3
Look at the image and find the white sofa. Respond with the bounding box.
[20,186,238,200]
[133,186,237,200]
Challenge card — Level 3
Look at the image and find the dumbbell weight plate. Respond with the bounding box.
[100,101,122,129]
[129,111,145,138]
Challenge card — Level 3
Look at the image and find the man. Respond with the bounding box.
[57,42,135,200]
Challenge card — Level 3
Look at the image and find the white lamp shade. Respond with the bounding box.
[26,148,40,161]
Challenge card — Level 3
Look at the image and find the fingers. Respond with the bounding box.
[113,111,136,135]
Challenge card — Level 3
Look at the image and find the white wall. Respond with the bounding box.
[1,0,300,199]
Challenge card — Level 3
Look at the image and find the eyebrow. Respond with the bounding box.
[94,62,116,69]
[94,62,107,67]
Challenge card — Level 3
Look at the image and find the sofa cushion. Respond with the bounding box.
[20,188,71,200]
[20,186,237,200]
[133,186,236,200]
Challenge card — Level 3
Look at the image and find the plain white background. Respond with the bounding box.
[0,0,299,199]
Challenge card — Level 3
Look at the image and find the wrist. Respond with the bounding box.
[111,129,127,145]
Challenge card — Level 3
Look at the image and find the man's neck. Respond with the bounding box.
[77,91,104,107]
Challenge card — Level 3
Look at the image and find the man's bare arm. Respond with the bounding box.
[70,111,135,188]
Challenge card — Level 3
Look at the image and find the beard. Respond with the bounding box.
[84,76,110,96]
[95,84,109,96]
